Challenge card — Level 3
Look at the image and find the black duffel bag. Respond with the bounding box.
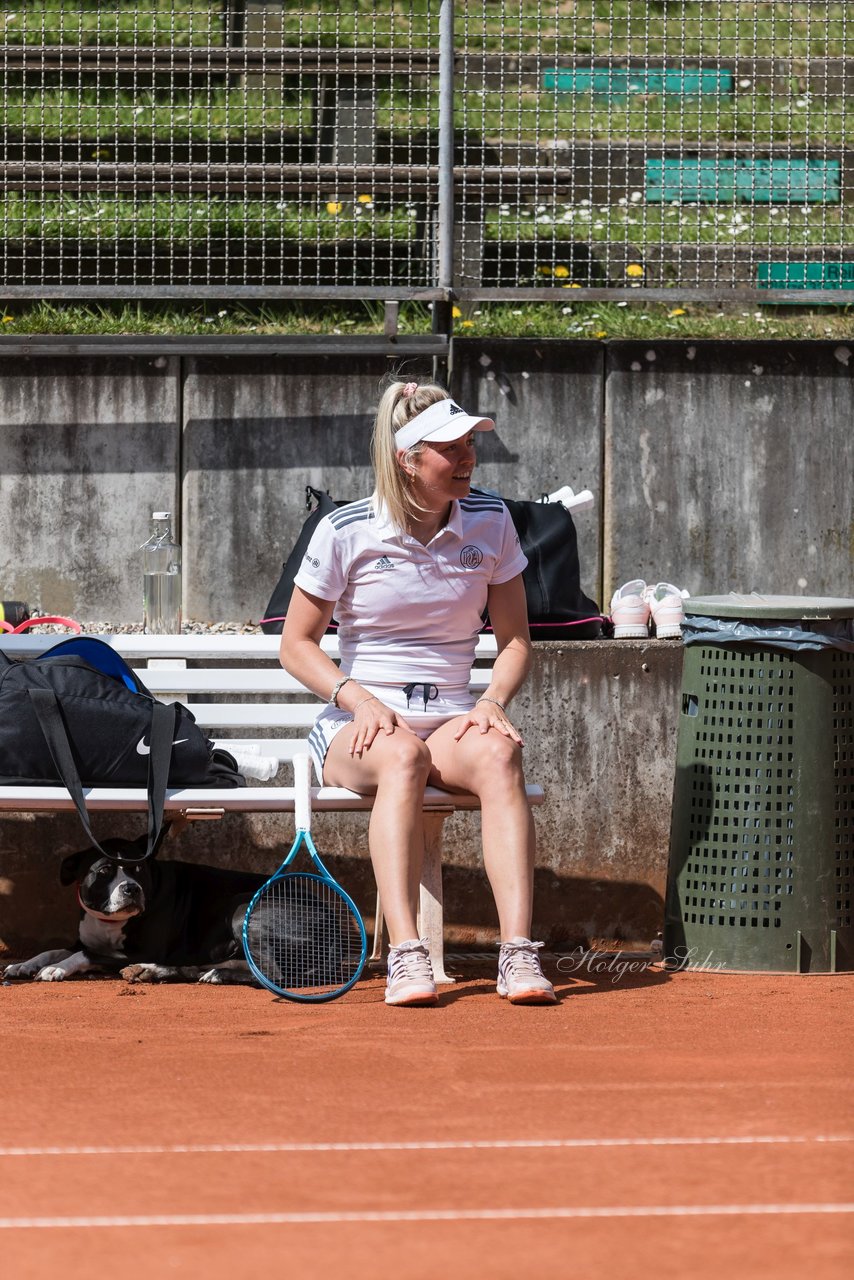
[497,494,602,640]
[261,485,602,641]
[260,486,341,635]
[0,636,243,860]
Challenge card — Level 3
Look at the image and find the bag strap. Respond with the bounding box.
[27,689,175,862]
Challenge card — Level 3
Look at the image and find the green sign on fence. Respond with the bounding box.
[544,67,733,96]
[758,261,854,289]
[646,158,840,204]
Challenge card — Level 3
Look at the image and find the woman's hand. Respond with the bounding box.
[453,699,524,747]
[348,697,416,758]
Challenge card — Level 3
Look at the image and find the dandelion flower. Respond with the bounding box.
[452,306,462,318]
[357,194,373,204]
[326,201,342,215]
[461,320,474,328]
[626,263,645,278]
[594,330,607,338]
[554,265,569,278]
[668,308,686,317]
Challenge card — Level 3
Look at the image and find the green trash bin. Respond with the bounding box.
[665,594,854,973]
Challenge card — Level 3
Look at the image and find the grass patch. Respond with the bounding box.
[4,86,853,147]
[1,298,852,341]
[1,2,851,57]
[0,193,421,241]
[3,193,851,251]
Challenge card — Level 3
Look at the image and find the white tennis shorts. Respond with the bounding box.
[307,680,475,783]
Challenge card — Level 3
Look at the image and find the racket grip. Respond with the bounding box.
[294,752,312,831]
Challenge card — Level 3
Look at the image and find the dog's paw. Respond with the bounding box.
[36,965,69,982]
[4,960,40,980]
[199,964,258,986]
[198,967,225,984]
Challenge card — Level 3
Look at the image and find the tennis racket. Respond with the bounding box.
[242,753,367,1001]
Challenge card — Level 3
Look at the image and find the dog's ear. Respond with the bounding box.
[60,848,97,886]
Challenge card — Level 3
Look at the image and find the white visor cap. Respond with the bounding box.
[394,398,495,451]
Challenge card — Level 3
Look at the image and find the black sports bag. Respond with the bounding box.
[261,486,602,640]
[497,494,602,640]
[0,636,243,860]
[260,485,341,634]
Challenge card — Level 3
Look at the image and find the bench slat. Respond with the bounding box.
[0,634,500,661]
[0,783,542,814]
[144,668,494,695]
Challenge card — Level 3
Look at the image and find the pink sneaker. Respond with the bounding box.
[644,583,689,638]
[609,579,650,638]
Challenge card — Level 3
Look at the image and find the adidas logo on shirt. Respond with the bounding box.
[374,555,395,571]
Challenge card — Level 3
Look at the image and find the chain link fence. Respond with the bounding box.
[1,1,852,302]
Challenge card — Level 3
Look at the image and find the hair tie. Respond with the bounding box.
[401,381,418,400]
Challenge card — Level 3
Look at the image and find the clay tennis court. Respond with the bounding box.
[2,961,852,1280]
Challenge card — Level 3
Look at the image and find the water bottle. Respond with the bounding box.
[141,511,182,634]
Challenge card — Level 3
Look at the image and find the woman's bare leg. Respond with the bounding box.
[425,719,535,940]
[323,727,432,946]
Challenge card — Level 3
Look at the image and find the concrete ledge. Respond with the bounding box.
[0,640,682,957]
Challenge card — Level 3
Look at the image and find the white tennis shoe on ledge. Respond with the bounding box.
[609,579,650,637]
[644,582,690,639]
[385,938,438,1007]
[609,580,689,638]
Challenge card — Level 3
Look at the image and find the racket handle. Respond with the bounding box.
[294,752,312,832]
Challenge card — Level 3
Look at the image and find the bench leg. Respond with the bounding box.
[369,893,384,965]
[417,810,454,985]
[370,810,455,984]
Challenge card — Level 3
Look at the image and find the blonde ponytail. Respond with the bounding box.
[371,379,449,531]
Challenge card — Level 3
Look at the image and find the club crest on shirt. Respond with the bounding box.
[374,555,395,571]
[460,544,484,569]
[304,552,321,569]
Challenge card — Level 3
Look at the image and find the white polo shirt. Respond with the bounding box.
[292,488,527,686]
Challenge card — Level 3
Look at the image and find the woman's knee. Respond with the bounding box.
[466,732,525,786]
[381,733,432,781]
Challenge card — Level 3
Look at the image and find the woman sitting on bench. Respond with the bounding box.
[281,379,556,1007]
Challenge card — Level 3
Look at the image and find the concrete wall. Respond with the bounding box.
[0,355,179,619]
[1,339,850,622]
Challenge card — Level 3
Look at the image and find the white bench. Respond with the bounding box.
[0,633,544,983]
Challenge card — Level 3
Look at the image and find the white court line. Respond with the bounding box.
[0,1135,851,1158]
[0,1204,852,1230]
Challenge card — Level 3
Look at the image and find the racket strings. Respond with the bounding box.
[245,873,364,996]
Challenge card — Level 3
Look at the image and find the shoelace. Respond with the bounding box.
[389,941,433,982]
[499,940,546,979]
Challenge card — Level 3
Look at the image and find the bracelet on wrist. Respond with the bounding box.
[477,696,507,712]
[330,675,353,707]
[353,695,378,714]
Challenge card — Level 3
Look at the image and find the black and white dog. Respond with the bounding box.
[3,826,267,984]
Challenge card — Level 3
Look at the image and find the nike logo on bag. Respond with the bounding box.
[136,736,190,755]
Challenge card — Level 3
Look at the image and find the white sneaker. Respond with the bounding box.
[643,583,689,639]
[609,579,650,638]
[385,938,438,1007]
[497,938,557,1005]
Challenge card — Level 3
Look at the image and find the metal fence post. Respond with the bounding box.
[433,0,455,344]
